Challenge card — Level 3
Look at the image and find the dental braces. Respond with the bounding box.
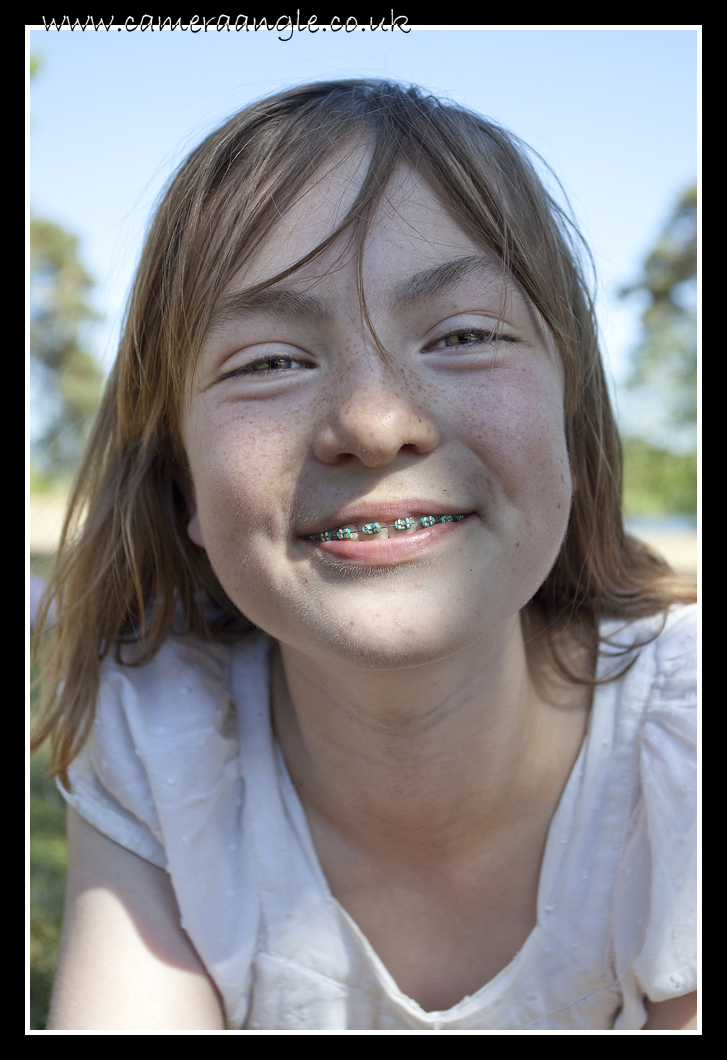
[307,514,466,542]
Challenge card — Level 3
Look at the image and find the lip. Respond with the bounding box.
[301,508,473,566]
[299,499,470,539]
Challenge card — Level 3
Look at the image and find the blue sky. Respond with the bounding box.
[28,25,699,432]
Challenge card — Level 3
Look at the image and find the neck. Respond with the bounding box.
[272,615,587,865]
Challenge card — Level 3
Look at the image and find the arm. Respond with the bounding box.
[48,807,226,1030]
[642,992,698,1031]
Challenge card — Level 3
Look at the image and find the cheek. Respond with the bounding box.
[184,406,299,546]
[455,368,570,493]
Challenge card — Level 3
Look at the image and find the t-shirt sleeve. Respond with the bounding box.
[59,661,169,869]
[56,632,270,1029]
[58,636,237,873]
[613,605,697,1024]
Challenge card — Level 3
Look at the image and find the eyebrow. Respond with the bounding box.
[208,286,335,332]
[208,254,506,332]
[388,255,507,314]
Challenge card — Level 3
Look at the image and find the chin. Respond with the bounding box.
[287,608,496,671]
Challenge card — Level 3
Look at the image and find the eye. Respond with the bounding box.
[442,329,492,348]
[220,354,313,379]
[425,327,517,352]
[249,356,301,372]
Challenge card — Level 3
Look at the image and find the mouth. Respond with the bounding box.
[306,513,468,542]
[301,510,474,566]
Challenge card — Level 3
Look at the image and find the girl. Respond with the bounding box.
[33,80,697,1031]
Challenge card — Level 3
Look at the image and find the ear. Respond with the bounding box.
[173,458,206,549]
[187,508,205,549]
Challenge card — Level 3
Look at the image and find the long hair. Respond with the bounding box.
[31,80,695,787]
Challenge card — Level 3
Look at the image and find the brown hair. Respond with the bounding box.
[31,80,695,786]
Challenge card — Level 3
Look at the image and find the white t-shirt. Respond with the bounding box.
[60,605,697,1030]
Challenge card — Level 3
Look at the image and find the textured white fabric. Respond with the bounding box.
[60,604,697,1030]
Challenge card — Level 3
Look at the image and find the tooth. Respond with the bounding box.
[307,513,467,542]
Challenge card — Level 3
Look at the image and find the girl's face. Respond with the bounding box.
[182,159,572,667]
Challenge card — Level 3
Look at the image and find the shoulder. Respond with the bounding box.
[89,636,235,774]
[648,603,697,707]
[607,607,698,1015]
[601,604,697,768]
[100,629,273,725]
[598,604,697,710]
[63,630,274,867]
[637,605,697,804]
[595,605,696,862]
[599,602,696,657]
[106,632,233,701]
[92,628,276,790]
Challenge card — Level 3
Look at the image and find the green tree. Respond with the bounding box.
[30,219,104,476]
[621,438,697,518]
[619,186,697,516]
[620,185,697,451]
[30,52,103,479]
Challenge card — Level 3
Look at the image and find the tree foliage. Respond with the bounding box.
[30,218,104,475]
[30,53,103,477]
[622,437,697,517]
[620,185,697,448]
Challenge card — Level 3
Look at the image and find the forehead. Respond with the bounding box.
[228,155,492,297]
[205,153,559,369]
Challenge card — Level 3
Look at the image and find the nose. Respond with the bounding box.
[312,360,440,467]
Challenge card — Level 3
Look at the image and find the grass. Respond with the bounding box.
[29,742,67,1030]
[29,610,67,1031]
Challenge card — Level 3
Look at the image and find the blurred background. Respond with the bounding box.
[27,26,698,1027]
